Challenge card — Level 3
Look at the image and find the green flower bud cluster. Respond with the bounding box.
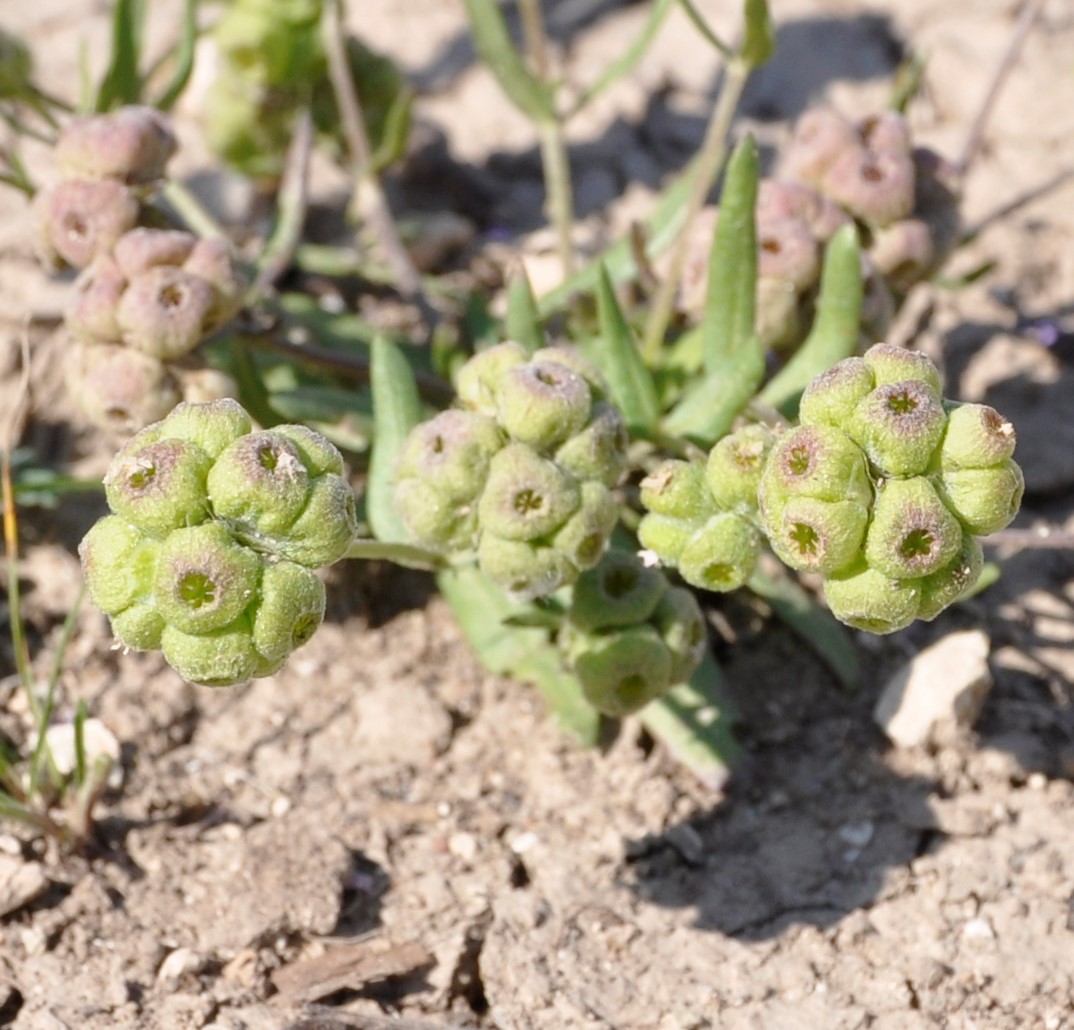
[32,106,247,432]
[394,342,628,599]
[561,551,707,716]
[759,343,1022,633]
[637,424,775,593]
[207,0,407,181]
[672,107,960,354]
[78,399,358,686]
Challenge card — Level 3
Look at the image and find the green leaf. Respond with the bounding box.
[368,335,425,543]
[505,269,544,355]
[592,264,660,434]
[438,564,603,743]
[637,650,738,788]
[748,565,861,691]
[758,223,863,417]
[152,0,198,111]
[461,0,555,123]
[570,0,677,114]
[371,85,415,173]
[704,135,760,373]
[95,0,147,111]
[275,292,380,353]
[740,0,775,68]
[661,336,765,445]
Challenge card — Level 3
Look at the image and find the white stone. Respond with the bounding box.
[873,630,992,748]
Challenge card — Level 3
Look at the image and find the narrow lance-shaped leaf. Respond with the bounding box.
[368,335,425,543]
[371,86,415,173]
[438,565,603,744]
[153,0,198,112]
[758,223,863,417]
[739,0,775,68]
[704,134,760,373]
[461,0,555,123]
[505,269,544,355]
[637,651,739,789]
[95,0,147,111]
[593,263,659,434]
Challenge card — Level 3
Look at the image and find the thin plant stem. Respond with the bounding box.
[986,528,1074,550]
[956,0,1045,179]
[321,0,436,326]
[641,57,750,363]
[519,0,575,279]
[161,179,229,240]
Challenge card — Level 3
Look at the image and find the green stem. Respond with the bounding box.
[641,57,750,364]
[343,538,445,566]
[161,179,228,240]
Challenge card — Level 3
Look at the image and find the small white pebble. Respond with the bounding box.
[511,831,539,854]
[963,916,995,940]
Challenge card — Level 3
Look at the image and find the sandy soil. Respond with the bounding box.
[2,1,1074,1028]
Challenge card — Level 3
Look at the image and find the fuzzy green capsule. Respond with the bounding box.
[455,341,527,415]
[159,398,253,460]
[104,436,212,538]
[154,522,262,635]
[270,423,345,475]
[678,512,760,592]
[705,424,775,512]
[110,603,165,651]
[553,402,628,488]
[477,443,580,543]
[862,343,943,393]
[864,476,962,580]
[937,460,1024,535]
[268,473,358,567]
[252,561,326,662]
[569,550,668,633]
[640,459,714,520]
[651,587,707,684]
[394,478,478,553]
[395,410,504,503]
[917,531,984,622]
[477,532,573,600]
[162,617,262,687]
[822,560,922,635]
[636,513,698,566]
[767,495,868,576]
[797,356,874,429]
[496,360,592,452]
[940,403,1017,470]
[78,514,159,615]
[759,424,872,513]
[849,380,946,477]
[571,625,673,717]
[552,481,618,572]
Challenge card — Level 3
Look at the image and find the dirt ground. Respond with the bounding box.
[2,1,1074,1028]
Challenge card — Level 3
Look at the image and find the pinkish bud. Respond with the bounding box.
[822,146,915,228]
[113,227,197,279]
[67,256,126,342]
[116,266,215,360]
[56,105,177,185]
[35,178,139,269]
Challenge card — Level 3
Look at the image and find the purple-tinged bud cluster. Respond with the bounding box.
[33,107,247,431]
[394,342,628,599]
[562,551,707,716]
[637,423,775,592]
[79,399,357,685]
[759,343,1021,633]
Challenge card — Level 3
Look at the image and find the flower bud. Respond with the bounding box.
[849,380,946,476]
[116,266,216,360]
[862,342,943,393]
[251,561,326,662]
[869,219,935,295]
[554,402,629,488]
[797,356,874,429]
[110,603,165,651]
[757,215,821,290]
[532,346,608,396]
[154,522,262,635]
[571,625,672,717]
[939,403,1016,470]
[706,423,775,512]
[678,512,760,592]
[183,237,248,329]
[936,460,1024,535]
[783,107,858,188]
[822,147,916,227]
[478,443,580,542]
[636,513,697,567]
[159,398,253,459]
[68,257,126,342]
[395,477,478,552]
[477,533,573,600]
[72,343,182,431]
[176,366,241,406]
[395,410,504,503]
[104,436,212,537]
[568,550,667,633]
[858,111,912,156]
[552,481,618,571]
[78,515,159,615]
[917,531,984,622]
[271,423,345,475]
[208,431,311,537]
[766,495,868,575]
[823,560,922,635]
[759,424,872,513]
[496,360,593,452]
[756,275,802,352]
[161,618,261,687]
[639,460,714,520]
[455,341,527,415]
[36,178,139,269]
[267,473,357,567]
[864,476,962,580]
[113,228,197,279]
[56,106,177,184]
[651,587,707,684]
[758,179,850,241]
